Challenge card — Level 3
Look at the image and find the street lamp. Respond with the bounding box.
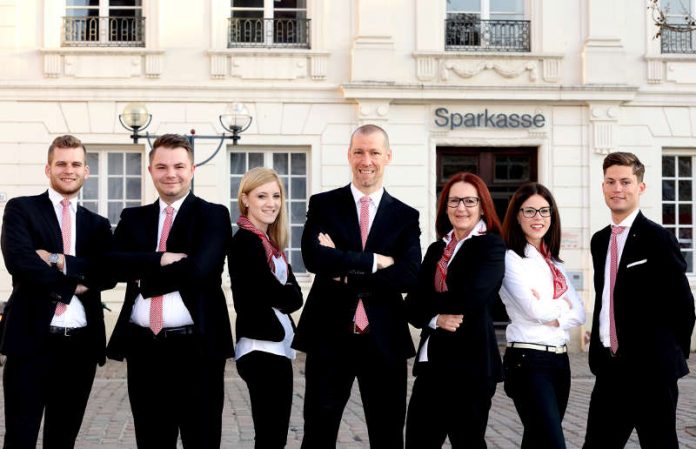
[119,101,253,162]
[118,102,151,144]
[220,102,253,145]
[119,102,253,191]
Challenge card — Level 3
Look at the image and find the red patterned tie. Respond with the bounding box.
[150,206,174,335]
[55,198,72,316]
[354,196,370,332]
[434,236,459,293]
[609,225,625,354]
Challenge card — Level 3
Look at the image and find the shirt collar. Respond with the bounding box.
[48,187,77,210]
[158,192,189,214]
[612,208,640,229]
[350,183,384,207]
[443,219,487,244]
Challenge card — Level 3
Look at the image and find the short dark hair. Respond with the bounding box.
[150,134,194,163]
[350,124,390,150]
[48,135,86,163]
[603,151,645,182]
[502,182,563,261]
[435,172,502,239]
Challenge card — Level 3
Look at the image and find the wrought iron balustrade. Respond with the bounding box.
[228,18,310,48]
[446,17,530,52]
[661,27,696,54]
[63,16,145,47]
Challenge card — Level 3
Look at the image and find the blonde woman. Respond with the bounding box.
[228,167,303,449]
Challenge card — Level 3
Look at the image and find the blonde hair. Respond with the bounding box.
[237,167,288,250]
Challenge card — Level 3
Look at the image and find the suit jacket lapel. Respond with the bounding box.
[165,193,196,249]
[365,190,394,251]
[145,199,161,250]
[593,225,611,293]
[38,191,63,251]
[616,212,645,279]
[339,185,363,251]
[75,206,89,256]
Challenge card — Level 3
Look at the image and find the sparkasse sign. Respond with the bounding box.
[434,107,546,130]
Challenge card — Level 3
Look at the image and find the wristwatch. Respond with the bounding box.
[48,253,60,268]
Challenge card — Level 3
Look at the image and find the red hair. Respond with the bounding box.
[435,172,502,239]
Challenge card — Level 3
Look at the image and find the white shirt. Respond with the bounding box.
[48,187,87,328]
[235,253,296,361]
[419,221,487,363]
[350,183,383,273]
[499,244,585,346]
[599,208,640,348]
[130,194,194,328]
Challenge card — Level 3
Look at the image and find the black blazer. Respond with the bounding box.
[0,192,114,364]
[293,185,421,360]
[228,228,303,343]
[106,194,234,361]
[589,211,695,380]
[406,232,505,380]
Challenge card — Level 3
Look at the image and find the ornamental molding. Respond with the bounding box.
[413,51,563,84]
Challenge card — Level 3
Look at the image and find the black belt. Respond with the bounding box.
[48,326,87,337]
[129,323,195,340]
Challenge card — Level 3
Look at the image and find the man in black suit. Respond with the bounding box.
[584,152,695,449]
[293,124,421,449]
[106,134,233,449]
[0,135,114,448]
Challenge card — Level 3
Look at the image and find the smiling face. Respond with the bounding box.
[447,181,482,240]
[348,131,392,195]
[602,164,645,223]
[518,194,551,249]
[148,146,195,204]
[242,180,282,233]
[45,146,89,198]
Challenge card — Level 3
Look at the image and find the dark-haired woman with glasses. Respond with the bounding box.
[405,172,505,449]
[500,182,585,449]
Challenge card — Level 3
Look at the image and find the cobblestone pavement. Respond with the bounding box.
[1,352,695,448]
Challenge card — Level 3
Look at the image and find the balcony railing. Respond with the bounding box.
[228,18,310,48]
[63,16,145,47]
[445,16,530,52]
[661,27,696,54]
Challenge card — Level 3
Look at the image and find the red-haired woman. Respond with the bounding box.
[405,172,505,449]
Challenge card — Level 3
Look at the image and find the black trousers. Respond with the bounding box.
[503,347,570,449]
[236,351,293,449]
[301,335,407,449]
[405,364,496,449]
[3,332,97,449]
[583,351,680,449]
[125,326,226,449]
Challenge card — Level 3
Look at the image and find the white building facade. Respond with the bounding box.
[1,0,696,351]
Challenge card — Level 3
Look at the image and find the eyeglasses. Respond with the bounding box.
[447,196,480,208]
[519,207,552,218]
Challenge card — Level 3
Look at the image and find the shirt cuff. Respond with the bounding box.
[428,315,439,329]
[371,254,378,273]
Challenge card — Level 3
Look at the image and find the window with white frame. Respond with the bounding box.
[80,149,144,228]
[229,149,308,273]
[228,0,309,48]
[662,152,695,273]
[445,0,529,51]
[63,0,145,47]
[660,0,696,53]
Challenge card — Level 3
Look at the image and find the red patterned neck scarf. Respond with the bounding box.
[237,216,286,272]
[539,243,568,299]
[434,235,459,293]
